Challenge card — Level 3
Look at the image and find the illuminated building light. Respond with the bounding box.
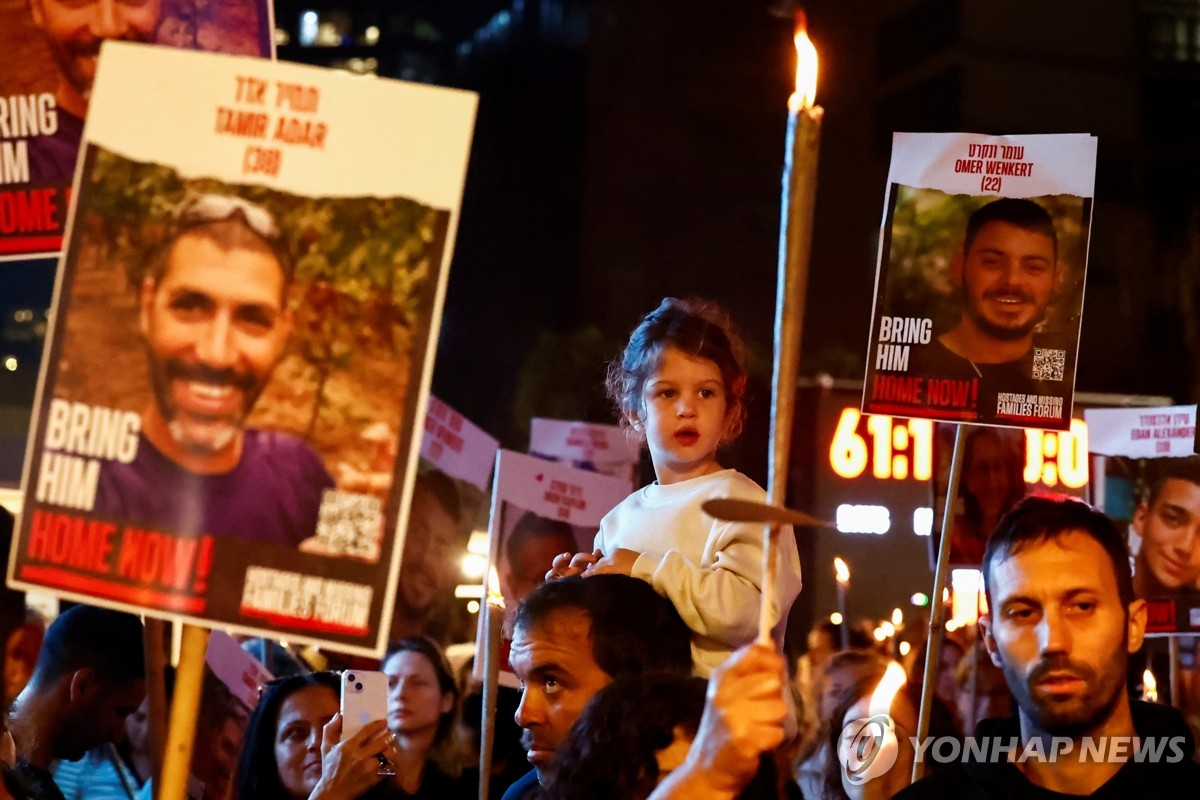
[910,592,929,606]
[913,506,932,536]
[299,10,318,46]
[467,530,489,554]
[454,584,483,599]
[2,356,16,372]
[950,568,986,627]
[467,600,480,614]
[364,25,380,45]
[830,611,843,625]
[460,553,487,579]
[899,641,911,657]
[835,504,890,535]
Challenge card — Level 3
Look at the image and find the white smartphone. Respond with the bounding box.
[340,669,388,740]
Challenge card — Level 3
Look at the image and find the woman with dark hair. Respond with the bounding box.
[544,668,791,800]
[822,672,958,800]
[235,672,396,800]
[378,637,473,799]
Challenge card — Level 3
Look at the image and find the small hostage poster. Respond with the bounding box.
[477,449,631,687]
[9,42,477,657]
[862,132,1097,430]
[528,417,639,485]
[1087,405,1200,634]
[0,0,274,260]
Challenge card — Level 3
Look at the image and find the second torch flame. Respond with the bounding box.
[870,662,908,718]
[486,565,505,610]
[1143,669,1158,703]
[790,14,818,111]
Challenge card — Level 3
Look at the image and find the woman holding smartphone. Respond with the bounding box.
[235,672,397,800]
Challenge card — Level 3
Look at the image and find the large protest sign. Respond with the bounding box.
[862,132,1096,430]
[1087,405,1200,634]
[9,42,477,656]
[0,0,273,261]
[478,449,631,686]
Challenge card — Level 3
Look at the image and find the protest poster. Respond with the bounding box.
[862,132,1096,430]
[9,42,477,656]
[477,449,631,686]
[190,631,272,800]
[528,417,639,486]
[928,418,1090,569]
[0,0,274,261]
[1087,405,1200,634]
[420,395,499,492]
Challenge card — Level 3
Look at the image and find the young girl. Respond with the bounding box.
[549,297,803,677]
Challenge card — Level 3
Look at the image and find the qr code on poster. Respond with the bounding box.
[1033,348,1066,381]
[311,490,383,560]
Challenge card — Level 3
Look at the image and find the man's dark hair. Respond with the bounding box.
[144,194,294,291]
[29,605,144,689]
[505,511,576,567]
[1144,456,1200,509]
[513,575,692,678]
[982,495,1134,610]
[964,197,1058,258]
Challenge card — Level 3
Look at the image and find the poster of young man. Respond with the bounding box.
[9,42,477,656]
[0,0,273,261]
[1088,405,1200,634]
[476,449,631,687]
[862,132,1096,430]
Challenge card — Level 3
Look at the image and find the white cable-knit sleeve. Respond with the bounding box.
[630,519,777,648]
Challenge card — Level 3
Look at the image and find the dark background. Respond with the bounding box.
[4,0,1199,645]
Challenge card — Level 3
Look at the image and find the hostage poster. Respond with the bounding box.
[9,42,477,656]
[862,132,1096,430]
[477,449,631,687]
[1087,405,1200,634]
[0,0,274,261]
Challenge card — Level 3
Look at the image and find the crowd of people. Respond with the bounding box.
[2,286,1200,800]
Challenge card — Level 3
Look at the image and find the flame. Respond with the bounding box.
[1143,669,1158,703]
[486,565,505,609]
[891,608,903,627]
[869,662,907,717]
[834,556,850,584]
[789,13,819,111]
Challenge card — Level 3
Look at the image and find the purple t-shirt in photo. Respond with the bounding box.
[94,429,335,546]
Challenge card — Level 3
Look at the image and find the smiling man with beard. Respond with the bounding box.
[93,193,334,545]
[897,496,1200,798]
[25,0,161,185]
[905,198,1066,424]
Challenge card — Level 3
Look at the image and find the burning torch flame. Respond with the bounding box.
[1143,669,1158,703]
[486,565,505,610]
[834,556,850,585]
[869,662,908,718]
[789,13,818,111]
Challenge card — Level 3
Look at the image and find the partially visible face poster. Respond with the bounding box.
[192,631,272,800]
[9,42,477,656]
[1088,405,1200,634]
[928,420,1090,569]
[477,450,631,687]
[0,0,273,260]
[862,132,1097,430]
